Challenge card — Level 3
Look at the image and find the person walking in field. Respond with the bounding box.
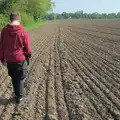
[0,12,32,104]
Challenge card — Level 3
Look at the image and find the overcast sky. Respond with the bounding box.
[52,0,120,13]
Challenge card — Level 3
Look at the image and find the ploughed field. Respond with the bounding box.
[0,19,120,120]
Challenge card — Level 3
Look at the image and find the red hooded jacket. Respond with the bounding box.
[0,24,32,62]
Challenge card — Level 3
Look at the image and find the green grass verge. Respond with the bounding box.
[25,21,46,30]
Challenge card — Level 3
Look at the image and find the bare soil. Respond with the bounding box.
[0,19,120,120]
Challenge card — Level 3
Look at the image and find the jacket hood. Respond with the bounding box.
[5,24,23,36]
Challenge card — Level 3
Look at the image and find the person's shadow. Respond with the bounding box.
[0,97,8,105]
[0,96,17,119]
[0,97,15,105]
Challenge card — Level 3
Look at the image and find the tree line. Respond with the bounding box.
[44,10,120,20]
[0,0,54,29]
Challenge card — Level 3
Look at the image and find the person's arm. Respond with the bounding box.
[0,30,6,66]
[23,30,32,65]
[23,31,32,58]
[0,30,5,62]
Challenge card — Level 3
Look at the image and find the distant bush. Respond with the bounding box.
[0,12,36,30]
[0,14,9,29]
[21,12,35,26]
[0,0,53,30]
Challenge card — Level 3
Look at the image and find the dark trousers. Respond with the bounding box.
[7,60,28,98]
